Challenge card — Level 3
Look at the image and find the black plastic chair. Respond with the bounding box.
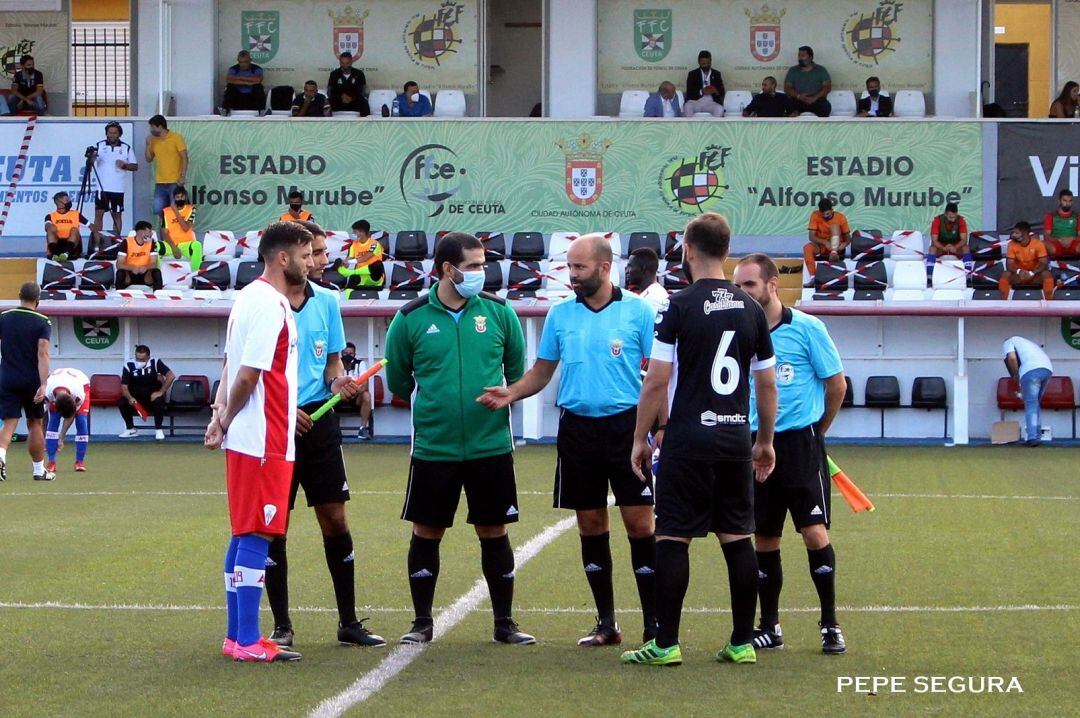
[192,261,231,290]
[80,260,115,291]
[509,232,545,260]
[478,232,506,261]
[393,231,428,261]
[233,261,263,290]
[506,261,541,298]
[865,375,901,438]
[912,376,948,438]
[842,376,854,408]
[850,230,885,260]
[626,232,662,257]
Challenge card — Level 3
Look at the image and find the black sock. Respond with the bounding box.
[407,535,440,620]
[628,535,656,629]
[722,538,758,646]
[264,537,290,629]
[654,539,690,648]
[580,533,615,622]
[807,544,837,626]
[480,534,515,620]
[323,532,357,626]
[756,549,783,628]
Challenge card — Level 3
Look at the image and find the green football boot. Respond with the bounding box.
[620,639,682,666]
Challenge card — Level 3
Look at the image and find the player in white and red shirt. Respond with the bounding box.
[204,221,312,663]
[44,367,91,473]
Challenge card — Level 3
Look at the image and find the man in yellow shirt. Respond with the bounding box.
[144,115,188,217]
[161,186,202,269]
[340,219,385,287]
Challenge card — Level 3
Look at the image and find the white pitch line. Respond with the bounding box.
[306,513,580,718]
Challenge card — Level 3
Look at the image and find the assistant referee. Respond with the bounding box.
[264,220,385,649]
[733,253,848,654]
[480,233,661,647]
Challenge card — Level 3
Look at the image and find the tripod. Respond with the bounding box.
[76,153,107,256]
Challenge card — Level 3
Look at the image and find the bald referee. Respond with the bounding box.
[480,234,660,646]
[264,221,385,649]
[733,253,847,654]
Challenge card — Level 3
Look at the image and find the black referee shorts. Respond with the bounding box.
[753,425,831,536]
[95,191,124,213]
[289,403,349,510]
[654,455,754,538]
[0,384,44,421]
[401,452,519,528]
[554,407,653,510]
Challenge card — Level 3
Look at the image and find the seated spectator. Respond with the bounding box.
[291,81,331,117]
[682,50,725,117]
[928,202,971,270]
[221,50,266,113]
[7,55,46,115]
[395,81,432,117]
[115,221,163,290]
[339,219,385,286]
[1043,189,1080,258]
[856,76,892,117]
[643,81,681,118]
[328,51,369,115]
[625,247,668,312]
[117,345,174,441]
[1002,336,1054,446]
[1048,81,1079,119]
[341,342,374,439]
[999,221,1053,300]
[803,198,850,279]
[44,367,91,473]
[784,46,831,117]
[279,190,314,223]
[161,186,202,269]
[44,192,88,260]
[742,76,788,117]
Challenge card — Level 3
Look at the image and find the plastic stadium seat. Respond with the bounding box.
[89,374,123,407]
[342,288,380,300]
[325,230,352,262]
[234,261,263,290]
[41,260,77,290]
[392,231,429,260]
[478,231,506,260]
[723,90,753,115]
[160,261,192,289]
[626,232,662,257]
[368,89,396,116]
[202,231,236,260]
[893,90,926,118]
[892,260,927,289]
[889,230,924,258]
[851,289,884,301]
[372,375,386,405]
[1040,376,1075,409]
[661,262,690,290]
[968,231,1003,261]
[814,262,849,291]
[912,376,947,408]
[548,232,579,260]
[391,393,410,408]
[386,261,428,300]
[168,375,210,412]
[88,235,125,261]
[970,260,1004,288]
[483,262,505,292]
[618,90,650,117]
[931,289,967,301]
[1053,287,1080,300]
[1051,260,1080,290]
[238,230,262,260]
[931,258,967,289]
[865,376,900,407]
[664,232,684,260]
[851,230,885,260]
[509,232,545,260]
[192,261,231,290]
[545,262,572,295]
[506,260,543,298]
[827,90,857,117]
[80,261,115,290]
[433,89,466,117]
[842,376,854,407]
[852,261,887,290]
[996,377,1024,411]
[1011,288,1044,301]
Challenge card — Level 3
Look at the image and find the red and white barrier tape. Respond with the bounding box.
[0,115,38,238]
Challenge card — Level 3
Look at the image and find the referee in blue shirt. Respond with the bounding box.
[479,234,662,647]
[733,253,848,655]
[263,221,385,649]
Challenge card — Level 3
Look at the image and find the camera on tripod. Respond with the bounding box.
[84,145,97,161]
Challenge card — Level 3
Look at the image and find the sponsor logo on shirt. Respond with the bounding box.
[703,287,744,314]
[700,410,748,426]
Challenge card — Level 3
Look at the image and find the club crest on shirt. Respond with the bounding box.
[474,315,487,334]
[314,338,325,358]
[776,362,795,385]
[611,338,623,357]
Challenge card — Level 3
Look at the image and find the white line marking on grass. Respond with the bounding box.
[307,513,580,718]
[868,492,1077,501]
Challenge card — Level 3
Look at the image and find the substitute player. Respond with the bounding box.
[623,212,778,667]
[385,232,534,646]
[205,222,310,663]
[264,221,385,649]
[479,234,659,646]
[44,367,92,473]
[733,253,847,654]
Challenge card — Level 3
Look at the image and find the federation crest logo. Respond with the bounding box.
[314,339,325,358]
[745,4,785,63]
[473,315,487,333]
[556,133,612,206]
[242,11,279,64]
[330,6,369,59]
[634,9,671,63]
[658,145,732,216]
[0,39,35,81]
[776,362,795,384]
[404,1,465,68]
[843,0,903,67]
[611,339,623,357]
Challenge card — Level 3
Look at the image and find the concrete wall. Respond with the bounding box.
[134,0,216,116]
[545,0,597,117]
[933,0,983,117]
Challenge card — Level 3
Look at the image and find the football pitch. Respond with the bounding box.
[1,443,1076,717]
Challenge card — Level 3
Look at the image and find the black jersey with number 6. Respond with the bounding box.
[651,278,775,461]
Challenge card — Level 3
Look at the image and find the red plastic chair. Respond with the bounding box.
[996,377,1024,411]
[89,374,123,407]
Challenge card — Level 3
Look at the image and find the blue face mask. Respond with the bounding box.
[451,267,485,298]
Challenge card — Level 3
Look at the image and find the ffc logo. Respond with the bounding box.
[557,133,612,206]
[241,10,279,64]
[634,9,671,63]
[330,6,369,59]
[843,0,903,67]
[745,4,785,63]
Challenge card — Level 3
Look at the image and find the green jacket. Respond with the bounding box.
[385,283,525,462]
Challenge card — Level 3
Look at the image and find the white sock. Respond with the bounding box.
[32,460,44,474]
[0,447,7,463]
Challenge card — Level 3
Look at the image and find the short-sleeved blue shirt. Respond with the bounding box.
[293,281,346,406]
[227,63,263,94]
[750,307,843,433]
[538,288,655,417]
[0,307,51,391]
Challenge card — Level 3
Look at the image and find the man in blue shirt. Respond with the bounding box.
[480,234,661,647]
[395,81,432,117]
[0,282,53,482]
[733,253,848,655]
[264,221,385,650]
[221,50,266,112]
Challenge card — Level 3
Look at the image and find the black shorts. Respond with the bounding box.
[289,404,349,509]
[554,407,653,510]
[753,425,831,536]
[95,191,124,213]
[654,455,754,537]
[0,384,45,421]
[401,452,519,528]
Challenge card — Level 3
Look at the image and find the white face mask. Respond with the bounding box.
[410,93,420,103]
[134,360,149,369]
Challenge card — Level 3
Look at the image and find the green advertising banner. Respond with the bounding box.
[172,119,982,238]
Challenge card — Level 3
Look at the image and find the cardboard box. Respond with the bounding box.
[991,421,1020,444]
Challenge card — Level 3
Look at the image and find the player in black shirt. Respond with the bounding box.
[0,282,54,481]
[622,212,778,667]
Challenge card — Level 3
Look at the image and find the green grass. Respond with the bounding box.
[1,444,1077,717]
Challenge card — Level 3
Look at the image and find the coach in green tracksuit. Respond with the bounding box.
[384,232,535,647]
